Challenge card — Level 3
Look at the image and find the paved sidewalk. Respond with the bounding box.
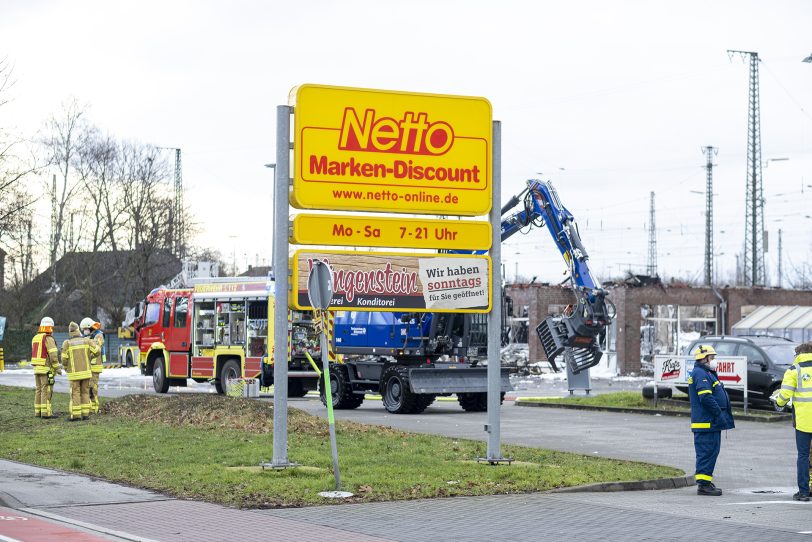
[264,490,812,542]
[3,463,809,542]
[0,461,390,542]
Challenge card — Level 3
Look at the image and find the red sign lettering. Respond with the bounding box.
[338,108,455,156]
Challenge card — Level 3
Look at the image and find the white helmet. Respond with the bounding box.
[39,317,55,328]
[80,317,95,331]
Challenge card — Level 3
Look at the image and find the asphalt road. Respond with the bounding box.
[0,364,652,398]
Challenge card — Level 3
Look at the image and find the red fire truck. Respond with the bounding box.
[133,278,320,396]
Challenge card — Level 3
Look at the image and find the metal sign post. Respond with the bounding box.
[308,260,352,498]
[483,120,509,464]
[269,105,295,469]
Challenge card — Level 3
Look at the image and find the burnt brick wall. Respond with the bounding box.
[505,283,812,375]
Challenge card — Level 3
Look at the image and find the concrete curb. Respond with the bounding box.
[0,490,24,508]
[514,400,792,423]
[551,474,694,493]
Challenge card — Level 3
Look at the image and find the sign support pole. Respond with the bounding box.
[270,105,294,468]
[485,120,507,463]
[320,311,342,490]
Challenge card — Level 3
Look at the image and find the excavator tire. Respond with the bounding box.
[320,363,364,409]
[417,394,437,410]
[381,366,427,414]
[457,392,505,412]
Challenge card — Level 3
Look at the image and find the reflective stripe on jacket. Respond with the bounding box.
[776,353,812,432]
[89,329,105,372]
[688,362,735,432]
[61,336,97,381]
[31,333,60,375]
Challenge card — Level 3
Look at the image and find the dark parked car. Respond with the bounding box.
[682,335,798,407]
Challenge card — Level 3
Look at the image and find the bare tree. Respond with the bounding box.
[2,208,41,328]
[74,128,124,252]
[0,59,38,244]
[41,98,89,270]
[787,256,812,290]
[71,141,176,325]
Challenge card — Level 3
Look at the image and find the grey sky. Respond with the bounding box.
[2,0,810,284]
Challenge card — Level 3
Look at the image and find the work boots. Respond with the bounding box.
[793,492,810,502]
[697,483,722,496]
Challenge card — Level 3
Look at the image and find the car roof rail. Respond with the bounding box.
[733,333,790,341]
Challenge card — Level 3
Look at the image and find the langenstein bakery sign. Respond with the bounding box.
[291,250,491,313]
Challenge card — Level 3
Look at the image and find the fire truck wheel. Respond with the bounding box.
[457,392,505,412]
[320,364,364,409]
[381,366,425,414]
[153,357,170,394]
[217,360,241,395]
[126,351,134,368]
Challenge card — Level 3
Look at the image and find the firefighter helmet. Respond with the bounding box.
[693,344,717,361]
[80,317,95,332]
[38,316,54,333]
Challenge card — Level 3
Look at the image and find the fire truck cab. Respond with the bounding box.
[135,279,320,396]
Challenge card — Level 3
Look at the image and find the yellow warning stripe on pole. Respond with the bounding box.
[327,311,335,362]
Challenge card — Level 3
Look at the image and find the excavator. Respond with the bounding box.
[326,179,615,413]
[498,179,614,374]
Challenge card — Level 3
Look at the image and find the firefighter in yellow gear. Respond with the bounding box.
[61,321,98,421]
[773,342,812,502]
[31,317,62,418]
[81,317,104,414]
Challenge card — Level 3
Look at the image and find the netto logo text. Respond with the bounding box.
[338,107,454,156]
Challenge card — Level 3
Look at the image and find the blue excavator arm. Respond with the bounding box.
[498,179,614,373]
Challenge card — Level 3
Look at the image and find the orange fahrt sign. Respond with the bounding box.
[291,84,492,216]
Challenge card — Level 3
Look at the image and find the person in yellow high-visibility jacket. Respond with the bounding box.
[31,317,62,418]
[80,317,104,414]
[61,321,98,421]
[773,342,812,502]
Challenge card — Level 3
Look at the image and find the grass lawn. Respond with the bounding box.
[0,386,682,508]
[519,391,782,418]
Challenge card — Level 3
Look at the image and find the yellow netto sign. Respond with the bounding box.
[290,214,492,251]
[292,84,492,216]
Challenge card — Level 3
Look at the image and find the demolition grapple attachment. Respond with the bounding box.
[535,290,611,374]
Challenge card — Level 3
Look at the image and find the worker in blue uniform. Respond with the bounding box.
[688,344,735,496]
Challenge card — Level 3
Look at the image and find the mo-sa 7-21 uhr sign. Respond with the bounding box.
[291,84,492,216]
